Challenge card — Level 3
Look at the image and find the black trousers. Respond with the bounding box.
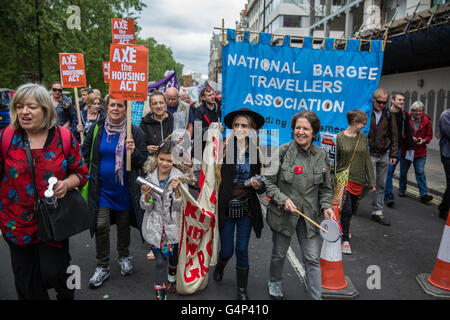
[5,237,74,300]
[438,156,450,214]
[340,190,360,242]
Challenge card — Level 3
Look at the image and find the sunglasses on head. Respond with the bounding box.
[52,88,63,92]
[375,99,387,105]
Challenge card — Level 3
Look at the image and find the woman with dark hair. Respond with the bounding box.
[140,91,174,155]
[82,95,148,289]
[265,110,334,300]
[214,108,266,300]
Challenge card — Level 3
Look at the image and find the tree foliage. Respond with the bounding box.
[0,0,183,96]
[136,37,184,86]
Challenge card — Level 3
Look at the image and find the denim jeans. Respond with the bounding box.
[269,218,322,300]
[385,149,402,197]
[399,156,428,197]
[219,215,252,269]
[370,153,390,214]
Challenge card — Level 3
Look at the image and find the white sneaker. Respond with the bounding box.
[118,256,133,276]
[268,280,284,300]
[88,267,110,288]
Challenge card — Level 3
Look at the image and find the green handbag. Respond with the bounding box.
[80,124,99,203]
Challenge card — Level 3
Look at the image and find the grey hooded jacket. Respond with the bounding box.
[139,156,195,247]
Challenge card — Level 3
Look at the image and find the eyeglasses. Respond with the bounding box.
[375,99,388,105]
[52,88,62,92]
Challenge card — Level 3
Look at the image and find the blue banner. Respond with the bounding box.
[222,29,384,146]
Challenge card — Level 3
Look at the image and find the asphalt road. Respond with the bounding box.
[0,189,445,300]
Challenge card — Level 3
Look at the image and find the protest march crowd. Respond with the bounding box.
[1,79,448,301]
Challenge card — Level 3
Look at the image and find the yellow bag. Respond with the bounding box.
[333,133,360,210]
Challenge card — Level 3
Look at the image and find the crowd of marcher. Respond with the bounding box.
[0,82,448,301]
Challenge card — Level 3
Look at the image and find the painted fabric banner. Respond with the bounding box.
[222,29,384,146]
[176,123,221,294]
[148,71,177,94]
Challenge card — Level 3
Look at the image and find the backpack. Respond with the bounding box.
[1,125,71,162]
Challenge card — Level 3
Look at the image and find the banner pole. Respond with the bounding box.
[126,100,132,171]
[221,18,225,46]
[74,87,84,144]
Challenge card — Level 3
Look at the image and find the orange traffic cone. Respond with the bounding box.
[417,210,450,299]
[320,236,348,290]
[320,207,358,299]
[320,200,358,298]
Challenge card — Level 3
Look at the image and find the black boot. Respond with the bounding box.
[213,257,228,282]
[236,267,249,300]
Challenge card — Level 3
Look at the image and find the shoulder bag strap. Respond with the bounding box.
[57,126,71,160]
[1,125,15,159]
[347,133,361,168]
[23,137,40,204]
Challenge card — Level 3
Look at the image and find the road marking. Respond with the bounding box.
[392,181,441,205]
[287,247,308,292]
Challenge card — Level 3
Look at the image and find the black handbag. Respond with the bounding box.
[24,137,93,242]
[227,197,250,219]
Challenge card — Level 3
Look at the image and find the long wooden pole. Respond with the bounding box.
[126,100,132,171]
[293,209,328,233]
[73,87,84,144]
[213,27,392,44]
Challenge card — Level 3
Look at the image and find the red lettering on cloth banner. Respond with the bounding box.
[185,201,198,219]
[185,235,198,257]
[198,169,205,190]
[198,251,209,277]
[184,259,200,283]
[206,239,213,256]
[187,226,204,240]
[210,189,217,205]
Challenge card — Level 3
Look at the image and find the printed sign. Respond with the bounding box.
[321,132,337,174]
[59,53,87,88]
[109,44,148,101]
[222,29,384,146]
[112,18,135,44]
[102,61,110,83]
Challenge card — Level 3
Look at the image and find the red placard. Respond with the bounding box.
[102,61,110,83]
[59,53,87,88]
[112,18,135,44]
[109,44,148,101]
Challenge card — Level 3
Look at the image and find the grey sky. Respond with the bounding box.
[136,0,244,79]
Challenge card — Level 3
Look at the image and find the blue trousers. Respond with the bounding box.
[385,149,402,197]
[399,156,428,197]
[219,215,252,269]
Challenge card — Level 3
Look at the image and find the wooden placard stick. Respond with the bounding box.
[126,100,132,171]
[73,87,84,144]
